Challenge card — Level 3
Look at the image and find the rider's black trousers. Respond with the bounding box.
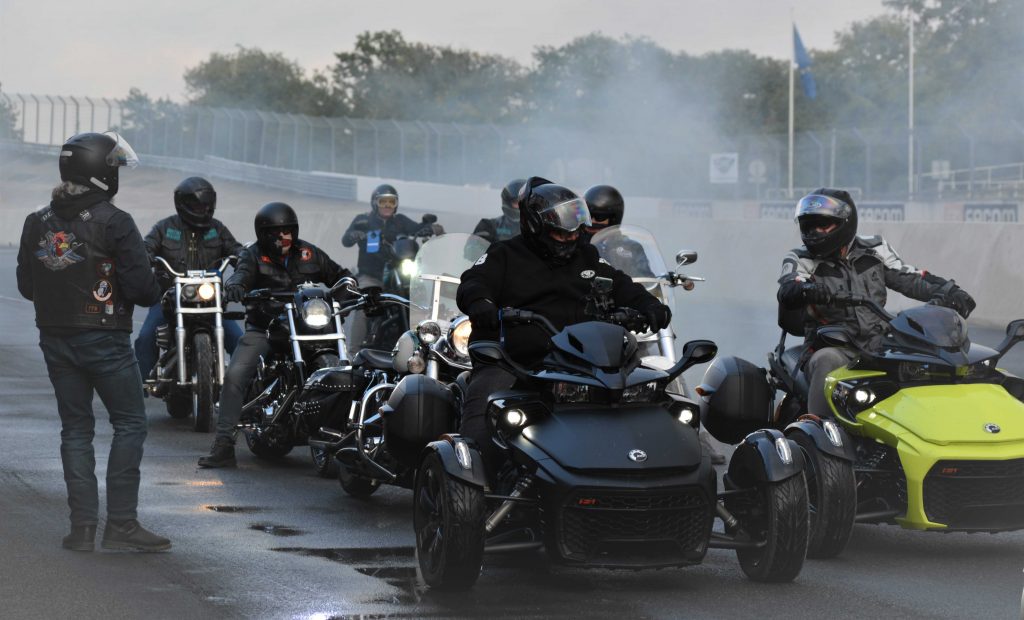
[216,330,272,441]
[460,365,517,478]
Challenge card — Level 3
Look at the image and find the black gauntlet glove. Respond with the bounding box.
[801,282,833,306]
[644,303,672,331]
[946,286,976,319]
[224,285,245,304]
[467,299,499,331]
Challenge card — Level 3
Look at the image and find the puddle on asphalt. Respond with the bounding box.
[272,546,414,563]
[204,505,264,513]
[355,567,424,605]
[249,523,304,537]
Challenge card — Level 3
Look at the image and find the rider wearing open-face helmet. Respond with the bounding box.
[778,188,976,417]
[456,177,672,478]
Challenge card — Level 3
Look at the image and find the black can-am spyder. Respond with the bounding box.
[410,306,810,589]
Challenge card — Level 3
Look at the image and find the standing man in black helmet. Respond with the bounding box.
[472,178,525,244]
[134,177,244,387]
[778,188,976,417]
[16,132,171,552]
[341,183,443,349]
[456,177,673,478]
[198,202,352,468]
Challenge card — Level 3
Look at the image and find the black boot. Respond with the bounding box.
[62,524,96,552]
[101,520,171,552]
[198,436,236,468]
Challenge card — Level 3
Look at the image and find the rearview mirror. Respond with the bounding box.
[681,339,718,366]
[1007,319,1024,339]
[675,250,698,266]
[422,213,438,224]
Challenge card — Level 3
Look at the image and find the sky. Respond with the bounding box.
[0,0,887,100]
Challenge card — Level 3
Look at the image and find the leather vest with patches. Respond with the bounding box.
[27,201,131,330]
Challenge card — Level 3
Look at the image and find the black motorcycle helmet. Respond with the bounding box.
[795,188,858,258]
[59,131,138,198]
[500,178,526,221]
[583,185,625,227]
[371,184,399,216]
[173,176,217,229]
[254,202,299,256]
[518,176,592,264]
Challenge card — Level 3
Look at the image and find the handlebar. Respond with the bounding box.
[830,292,894,322]
[500,307,651,335]
[152,255,236,278]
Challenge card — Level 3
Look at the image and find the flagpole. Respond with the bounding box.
[788,16,795,199]
[907,9,915,199]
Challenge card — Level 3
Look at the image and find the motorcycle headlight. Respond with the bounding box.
[622,381,659,402]
[831,379,898,419]
[553,382,592,403]
[417,320,442,344]
[181,284,197,300]
[301,298,332,328]
[449,316,472,357]
[400,259,418,278]
[197,283,216,301]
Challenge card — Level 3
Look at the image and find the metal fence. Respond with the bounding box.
[3,92,1022,202]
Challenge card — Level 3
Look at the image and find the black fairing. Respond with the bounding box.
[699,356,774,445]
[550,321,639,371]
[890,305,970,356]
[382,375,457,461]
[513,405,702,471]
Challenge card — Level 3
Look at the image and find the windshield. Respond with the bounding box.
[410,233,489,325]
[591,225,673,306]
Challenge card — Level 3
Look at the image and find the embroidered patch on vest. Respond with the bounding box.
[78,209,93,222]
[93,280,113,302]
[96,260,114,277]
[260,255,273,264]
[204,228,219,240]
[165,228,182,241]
[299,247,313,262]
[35,231,85,271]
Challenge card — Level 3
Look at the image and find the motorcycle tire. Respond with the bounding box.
[244,431,293,459]
[311,445,340,479]
[193,332,216,433]
[791,430,856,559]
[735,473,809,583]
[414,450,485,590]
[165,392,192,419]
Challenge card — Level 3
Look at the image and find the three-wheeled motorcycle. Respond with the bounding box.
[410,302,809,589]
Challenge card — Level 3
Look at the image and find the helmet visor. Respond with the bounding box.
[103,131,139,169]
[537,197,591,232]
[794,194,852,222]
[181,189,217,215]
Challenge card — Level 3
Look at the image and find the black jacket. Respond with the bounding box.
[472,215,520,244]
[777,235,955,346]
[17,188,161,331]
[341,211,424,279]
[226,240,351,329]
[144,215,243,290]
[457,236,660,365]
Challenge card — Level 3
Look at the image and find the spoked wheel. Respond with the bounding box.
[791,431,856,559]
[733,474,809,583]
[414,451,486,590]
[192,332,216,433]
[311,444,339,478]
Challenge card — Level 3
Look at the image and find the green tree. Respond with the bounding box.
[0,83,22,140]
[331,30,526,122]
[185,46,343,116]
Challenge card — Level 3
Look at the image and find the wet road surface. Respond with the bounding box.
[1,248,1023,619]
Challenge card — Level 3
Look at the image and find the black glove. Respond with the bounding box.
[417,223,444,237]
[224,285,245,304]
[800,282,833,305]
[644,303,672,331]
[467,299,499,331]
[946,286,976,319]
[350,230,368,243]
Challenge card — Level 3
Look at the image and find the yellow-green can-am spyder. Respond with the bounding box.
[699,292,1024,560]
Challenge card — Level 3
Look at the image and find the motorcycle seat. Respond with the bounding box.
[780,344,810,396]
[353,348,394,370]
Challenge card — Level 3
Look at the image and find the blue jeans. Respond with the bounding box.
[38,329,148,526]
[134,304,242,380]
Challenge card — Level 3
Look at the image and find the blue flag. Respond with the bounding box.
[793,25,817,100]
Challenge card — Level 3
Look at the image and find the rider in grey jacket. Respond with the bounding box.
[777,188,976,417]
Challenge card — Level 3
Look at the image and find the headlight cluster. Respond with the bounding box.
[831,379,898,420]
[181,283,217,303]
[400,259,418,277]
[553,382,593,403]
[301,298,332,328]
[488,397,549,436]
[417,320,442,344]
[449,317,472,358]
[622,381,660,402]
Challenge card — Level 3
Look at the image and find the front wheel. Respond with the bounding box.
[735,474,809,583]
[791,431,856,559]
[192,332,216,433]
[414,451,485,590]
[244,430,293,459]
